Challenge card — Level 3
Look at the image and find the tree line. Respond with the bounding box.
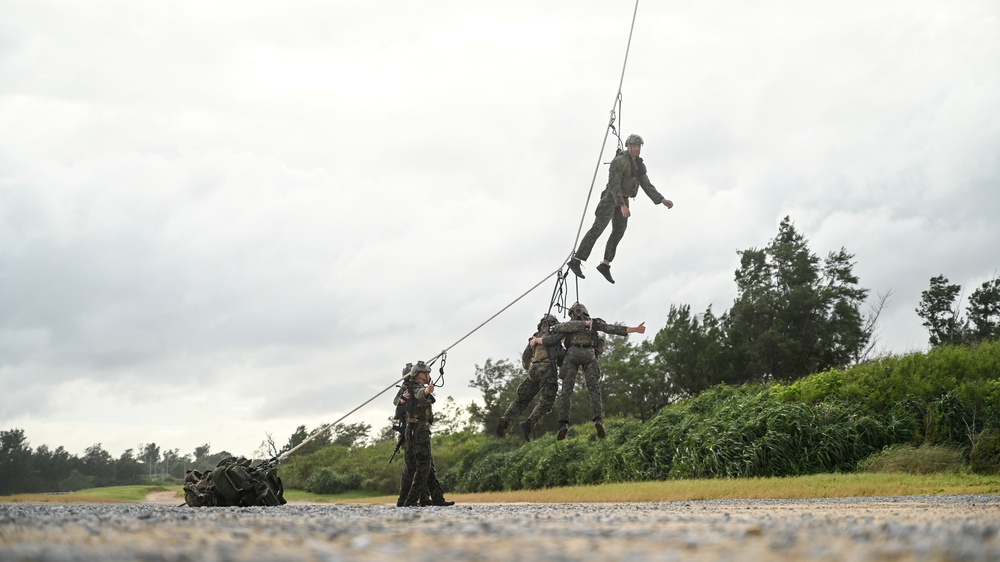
[0,430,234,496]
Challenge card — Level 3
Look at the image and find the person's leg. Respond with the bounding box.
[572,193,615,276]
[602,203,629,263]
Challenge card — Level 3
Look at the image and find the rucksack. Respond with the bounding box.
[184,457,286,507]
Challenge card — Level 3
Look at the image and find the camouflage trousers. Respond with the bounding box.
[557,346,603,422]
[400,425,445,506]
[501,360,559,429]
[575,191,628,263]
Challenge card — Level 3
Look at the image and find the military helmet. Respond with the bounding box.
[412,361,431,375]
[537,313,558,329]
[569,302,590,320]
[625,134,644,146]
[401,362,414,377]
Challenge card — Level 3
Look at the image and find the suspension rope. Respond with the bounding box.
[277,0,641,461]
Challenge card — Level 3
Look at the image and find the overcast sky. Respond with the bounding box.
[2,0,998,460]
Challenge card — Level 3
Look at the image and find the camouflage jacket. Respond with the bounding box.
[607,150,665,207]
[522,328,560,369]
[548,319,629,348]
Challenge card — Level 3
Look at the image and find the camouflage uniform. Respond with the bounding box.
[550,319,629,423]
[576,143,665,263]
[497,319,563,439]
[393,383,439,506]
[400,367,452,507]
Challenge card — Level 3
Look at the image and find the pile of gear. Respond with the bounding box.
[183,456,286,507]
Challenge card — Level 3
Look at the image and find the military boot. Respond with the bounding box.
[568,257,585,279]
[556,421,569,441]
[519,420,533,442]
[495,417,510,438]
[596,262,615,284]
[594,417,606,439]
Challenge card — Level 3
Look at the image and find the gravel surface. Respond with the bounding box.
[2,495,999,561]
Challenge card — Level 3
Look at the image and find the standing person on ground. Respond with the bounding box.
[568,134,673,284]
[398,361,454,507]
[495,314,564,441]
[542,302,645,440]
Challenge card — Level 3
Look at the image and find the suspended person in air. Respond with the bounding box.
[539,302,646,440]
[495,313,564,441]
[568,134,673,284]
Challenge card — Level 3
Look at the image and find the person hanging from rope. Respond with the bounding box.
[398,361,455,507]
[495,313,564,442]
[568,134,673,284]
[540,302,645,440]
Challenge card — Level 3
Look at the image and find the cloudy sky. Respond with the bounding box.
[2,0,998,460]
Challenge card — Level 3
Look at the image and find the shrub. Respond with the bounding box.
[858,444,966,474]
[304,467,364,495]
[970,429,1000,475]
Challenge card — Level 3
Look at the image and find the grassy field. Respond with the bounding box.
[3,473,998,505]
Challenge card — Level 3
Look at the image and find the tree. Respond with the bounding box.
[432,396,476,435]
[967,276,1000,342]
[282,424,331,456]
[916,275,966,347]
[600,333,673,422]
[725,217,870,382]
[644,305,730,398]
[466,358,522,433]
[331,422,371,448]
[140,442,161,478]
[0,428,36,495]
[82,444,115,486]
[193,444,211,462]
[115,449,145,485]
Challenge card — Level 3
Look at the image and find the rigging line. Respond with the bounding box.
[279,379,400,461]
[423,265,563,366]
[567,0,641,262]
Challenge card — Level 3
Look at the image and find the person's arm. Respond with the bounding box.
[636,161,672,208]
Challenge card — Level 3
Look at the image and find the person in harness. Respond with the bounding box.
[541,302,646,440]
[568,134,674,284]
[495,313,564,441]
[397,361,455,507]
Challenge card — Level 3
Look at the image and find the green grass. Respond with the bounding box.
[3,474,997,505]
[282,488,387,503]
[0,485,180,503]
[295,472,1000,505]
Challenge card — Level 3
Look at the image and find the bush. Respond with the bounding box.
[970,429,1000,475]
[304,467,364,495]
[858,444,966,474]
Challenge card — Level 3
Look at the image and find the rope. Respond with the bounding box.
[277,0,642,462]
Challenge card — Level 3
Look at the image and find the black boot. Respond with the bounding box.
[596,263,615,284]
[594,417,606,439]
[568,258,585,279]
[495,417,509,438]
[519,420,533,442]
[556,421,569,441]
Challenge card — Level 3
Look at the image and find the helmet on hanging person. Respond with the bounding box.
[412,361,431,375]
[569,302,590,320]
[625,134,644,146]
[401,363,413,377]
[537,313,559,330]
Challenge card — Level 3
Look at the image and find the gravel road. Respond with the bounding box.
[3,495,999,561]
